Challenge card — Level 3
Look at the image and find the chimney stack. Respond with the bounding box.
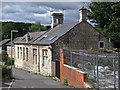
[26,33,30,43]
[51,13,63,28]
[79,6,87,22]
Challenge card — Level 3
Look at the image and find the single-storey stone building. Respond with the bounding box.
[0,39,10,54]
[14,7,113,78]
[6,37,21,58]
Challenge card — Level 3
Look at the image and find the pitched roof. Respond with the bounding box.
[0,39,11,46]
[33,21,79,45]
[6,37,21,46]
[14,31,46,44]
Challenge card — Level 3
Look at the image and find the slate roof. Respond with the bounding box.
[14,31,46,44]
[0,39,10,46]
[6,37,21,46]
[33,21,79,45]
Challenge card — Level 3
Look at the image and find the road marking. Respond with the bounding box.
[8,79,14,90]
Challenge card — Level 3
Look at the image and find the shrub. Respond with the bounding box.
[0,51,8,62]
[6,57,14,65]
[64,79,68,86]
[2,65,11,80]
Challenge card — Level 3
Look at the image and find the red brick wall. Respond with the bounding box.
[60,49,88,88]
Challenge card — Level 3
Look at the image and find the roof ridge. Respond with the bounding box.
[64,21,79,24]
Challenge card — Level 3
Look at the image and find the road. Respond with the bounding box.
[11,68,70,88]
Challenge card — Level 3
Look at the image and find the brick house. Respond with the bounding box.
[14,7,112,78]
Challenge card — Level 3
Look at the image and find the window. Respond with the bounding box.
[49,36,57,41]
[20,47,22,59]
[26,48,28,61]
[23,47,25,60]
[42,49,48,67]
[17,47,19,59]
[33,49,37,64]
[98,41,105,49]
[38,35,47,41]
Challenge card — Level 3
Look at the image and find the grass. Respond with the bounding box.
[48,75,53,78]
[34,73,38,75]
[53,78,57,81]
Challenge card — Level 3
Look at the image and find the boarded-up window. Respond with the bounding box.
[42,49,48,67]
[33,49,37,64]
[26,48,28,61]
[23,47,25,60]
[17,47,19,59]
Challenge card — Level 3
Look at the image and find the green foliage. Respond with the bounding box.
[2,21,47,41]
[87,2,120,48]
[53,78,57,81]
[2,21,32,39]
[63,79,68,86]
[0,51,14,65]
[29,21,47,32]
[1,65,11,80]
[6,57,14,65]
[0,51,8,62]
[48,75,53,78]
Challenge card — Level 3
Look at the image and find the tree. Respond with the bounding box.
[87,2,120,48]
[2,21,32,39]
[29,21,47,32]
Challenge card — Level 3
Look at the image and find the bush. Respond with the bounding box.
[6,57,14,65]
[1,65,11,80]
[64,79,68,86]
[0,51,14,65]
[0,51,8,62]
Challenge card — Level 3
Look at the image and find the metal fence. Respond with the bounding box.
[63,49,119,89]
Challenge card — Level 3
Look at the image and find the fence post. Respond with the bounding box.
[96,54,99,89]
[118,49,120,90]
[113,54,116,89]
[70,51,72,66]
[93,55,96,88]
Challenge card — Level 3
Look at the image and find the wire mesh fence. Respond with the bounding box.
[63,49,118,89]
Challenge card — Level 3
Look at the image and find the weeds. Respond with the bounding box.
[63,79,68,86]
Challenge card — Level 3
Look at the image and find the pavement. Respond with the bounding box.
[10,68,70,88]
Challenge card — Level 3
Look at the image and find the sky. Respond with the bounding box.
[1,2,90,26]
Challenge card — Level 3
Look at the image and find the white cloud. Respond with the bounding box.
[2,2,90,25]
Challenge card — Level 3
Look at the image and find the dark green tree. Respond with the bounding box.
[87,2,120,48]
[2,22,32,39]
[29,21,47,32]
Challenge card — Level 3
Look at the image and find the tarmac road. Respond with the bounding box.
[11,68,70,88]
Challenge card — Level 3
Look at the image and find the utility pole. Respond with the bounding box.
[10,30,18,78]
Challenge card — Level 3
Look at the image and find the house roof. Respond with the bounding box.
[0,39,11,46]
[33,21,79,45]
[14,31,46,44]
[6,37,21,46]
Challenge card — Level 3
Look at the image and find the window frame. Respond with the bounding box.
[26,48,28,61]
[98,41,105,49]
[17,47,19,59]
[33,49,37,64]
[20,47,22,59]
[42,49,48,67]
[23,47,25,60]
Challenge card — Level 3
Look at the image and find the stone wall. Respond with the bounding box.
[52,21,113,77]
[14,44,52,76]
